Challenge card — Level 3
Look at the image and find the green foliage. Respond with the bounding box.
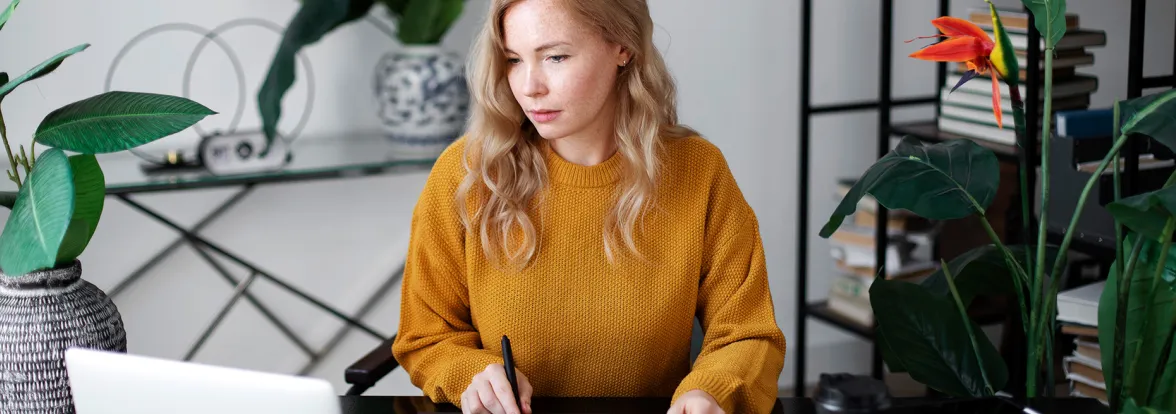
[824,4,1176,412]
[0,149,74,275]
[919,244,1058,306]
[1120,90,1176,151]
[870,277,1008,397]
[0,0,18,32]
[1100,236,1176,411]
[55,155,104,265]
[819,136,1000,238]
[0,10,213,276]
[397,0,465,45]
[258,0,375,148]
[1108,185,1176,243]
[258,0,466,150]
[1126,398,1173,414]
[0,44,88,101]
[33,91,215,154]
[1019,0,1067,49]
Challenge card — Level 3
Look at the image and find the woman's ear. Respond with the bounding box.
[617,46,632,67]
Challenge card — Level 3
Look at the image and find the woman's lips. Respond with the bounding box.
[529,110,561,123]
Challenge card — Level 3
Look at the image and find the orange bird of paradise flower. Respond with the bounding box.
[908,16,1006,129]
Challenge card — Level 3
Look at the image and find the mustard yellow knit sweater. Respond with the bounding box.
[391,135,786,414]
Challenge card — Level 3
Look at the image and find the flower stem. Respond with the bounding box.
[1114,233,1146,411]
[0,109,20,188]
[942,258,996,396]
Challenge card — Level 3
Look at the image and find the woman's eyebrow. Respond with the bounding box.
[505,41,571,54]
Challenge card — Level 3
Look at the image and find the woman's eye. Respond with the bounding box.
[506,57,521,65]
[549,55,569,63]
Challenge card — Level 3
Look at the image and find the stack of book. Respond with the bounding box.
[824,178,939,326]
[935,8,1106,145]
[1058,281,1107,405]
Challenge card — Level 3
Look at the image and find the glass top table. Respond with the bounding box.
[0,134,440,194]
[0,133,442,375]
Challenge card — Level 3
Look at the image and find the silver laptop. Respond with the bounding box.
[65,347,342,414]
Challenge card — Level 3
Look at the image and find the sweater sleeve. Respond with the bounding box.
[391,142,501,405]
[672,159,787,414]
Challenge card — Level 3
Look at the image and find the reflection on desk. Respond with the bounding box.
[339,396,1109,414]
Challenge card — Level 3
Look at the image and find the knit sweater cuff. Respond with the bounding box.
[430,350,504,405]
[672,370,741,414]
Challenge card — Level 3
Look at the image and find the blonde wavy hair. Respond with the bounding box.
[455,0,696,270]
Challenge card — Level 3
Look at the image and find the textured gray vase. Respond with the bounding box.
[0,260,126,412]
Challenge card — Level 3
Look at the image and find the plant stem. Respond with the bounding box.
[1147,314,1176,407]
[0,109,20,188]
[1047,124,1140,300]
[1114,232,1147,411]
[942,258,995,396]
[1114,102,1124,288]
[1126,216,1176,403]
[1027,50,1057,398]
[978,211,1030,330]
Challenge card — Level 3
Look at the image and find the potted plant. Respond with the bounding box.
[817,1,1176,412]
[0,1,214,411]
[258,0,469,158]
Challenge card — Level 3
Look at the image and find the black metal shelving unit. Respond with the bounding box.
[793,0,1174,397]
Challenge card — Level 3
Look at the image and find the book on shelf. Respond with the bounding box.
[1058,281,1103,327]
[1057,281,1108,406]
[933,9,1104,146]
[822,178,941,325]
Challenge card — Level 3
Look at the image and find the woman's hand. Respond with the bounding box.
[667,389,725,414]
[461,363,533,414]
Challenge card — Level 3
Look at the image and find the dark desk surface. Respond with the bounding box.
[339,396,1110,413]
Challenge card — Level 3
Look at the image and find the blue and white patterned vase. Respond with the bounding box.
[374,45,470,157]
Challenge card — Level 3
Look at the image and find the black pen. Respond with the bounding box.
[501,335,523,411]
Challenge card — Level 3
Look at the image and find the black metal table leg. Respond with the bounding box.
[189,244,318,358]
[185,271,260,361]
[115,194,390,341]
[109,186,255,298]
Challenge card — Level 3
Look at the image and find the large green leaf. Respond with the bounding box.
[55,154,104,264]
[1108,185,1176,243]
[378,0,411,16]
[1120,90,1176,152]
[919,244,1059,306]
[258,0,375,150]
[398,0,463,44]
[1019,0,1067,49]
[870,278,1008,397]
[0,0,18,32]
[1126,398,1173,414]
[33,91,214,154]
[0,43,88,102]
[0,148,75,276]
[397,0,442,44]
[819,136,1000,238]
[1100,236,1176,411]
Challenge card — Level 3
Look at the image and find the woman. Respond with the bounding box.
[391,1,786,413]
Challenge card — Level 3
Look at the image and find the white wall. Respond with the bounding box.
[0,0,1172,398]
